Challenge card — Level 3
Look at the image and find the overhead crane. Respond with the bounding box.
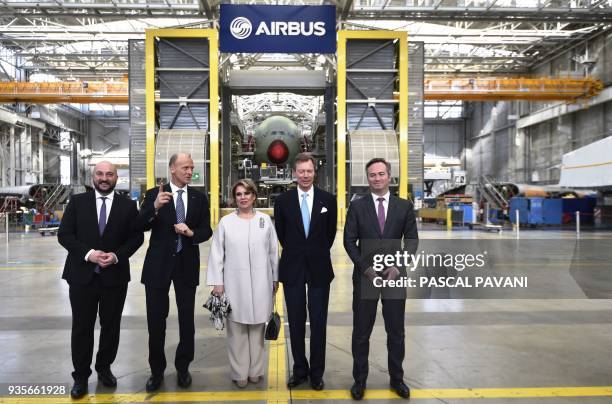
[0,80,128,104]
[422,77,604,101]
[0,76,603,104]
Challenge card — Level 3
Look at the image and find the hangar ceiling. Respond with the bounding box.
[0,0,610,79]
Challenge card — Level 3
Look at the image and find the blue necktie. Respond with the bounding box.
[176,189,185,252]
[301,193,310,237]
[95,197,107,274]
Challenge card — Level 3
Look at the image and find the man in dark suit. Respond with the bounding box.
[274,152,337,391]
[343,157,419,400]
[135,152,212,392]
[58,161,144,399]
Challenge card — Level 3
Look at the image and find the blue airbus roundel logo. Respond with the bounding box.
[230,17,252,39]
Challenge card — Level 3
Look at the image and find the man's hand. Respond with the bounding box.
[174,223,194,237]
[98,252,118,268]
[382,266,400,281]
[363,266,380,282]
[212,285,224,296]
[153,182,173,210]
[87,250,105,264]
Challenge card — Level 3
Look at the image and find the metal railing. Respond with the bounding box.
[478,175,508,210]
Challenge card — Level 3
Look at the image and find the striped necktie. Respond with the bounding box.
[175,189,185,252]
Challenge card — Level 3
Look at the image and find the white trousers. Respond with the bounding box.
[226,320,265,380]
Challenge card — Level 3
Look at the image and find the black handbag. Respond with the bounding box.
[265,291,281,341]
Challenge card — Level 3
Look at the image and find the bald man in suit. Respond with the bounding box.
[135,153,213,392]
[58,161,143,399]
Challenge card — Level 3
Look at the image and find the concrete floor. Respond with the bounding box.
[1,225,612,403]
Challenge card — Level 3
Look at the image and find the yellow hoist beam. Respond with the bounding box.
[421,76,603,101]
[0,80,128,104]
[0,76,602,104]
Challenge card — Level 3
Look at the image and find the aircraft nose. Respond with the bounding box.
[267,139,290,164]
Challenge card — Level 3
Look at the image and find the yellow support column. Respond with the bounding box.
[208,30,220,226]
[336,30,409,225]
[145,30,156,191]
[145,29,219,227]
[337,32,347,228]
[398,35,409,199]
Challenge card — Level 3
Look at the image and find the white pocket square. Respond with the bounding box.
[321,207,328,213]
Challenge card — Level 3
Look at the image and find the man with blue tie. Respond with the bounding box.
[58,161,144,398]
[274,152,337,391]
[135,153,212,392]
[343,158,419,400]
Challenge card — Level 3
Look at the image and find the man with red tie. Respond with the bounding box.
[343,158,419,400]
[58,161,143,399]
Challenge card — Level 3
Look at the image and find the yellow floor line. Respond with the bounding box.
[266,283,289,404]
[291,386,612,400]
[0,266,63,271]
[4,386,612,402]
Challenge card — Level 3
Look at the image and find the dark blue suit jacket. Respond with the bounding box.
[58,191,143,287]
[135,184,212,288]
[343,194,419,280]
[274,187,337,287]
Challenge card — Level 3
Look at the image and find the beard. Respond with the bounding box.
[93,180,116,195]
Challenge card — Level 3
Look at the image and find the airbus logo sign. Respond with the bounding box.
[221,5,336,53]
[230,17,252,40]
[231,18,326,39]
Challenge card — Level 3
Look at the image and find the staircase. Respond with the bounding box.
[42,184,71,212]
[0,196,19,214]
[478,175,508,210]
[32,184,71,213]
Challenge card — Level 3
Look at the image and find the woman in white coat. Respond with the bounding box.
[206,179,279,388]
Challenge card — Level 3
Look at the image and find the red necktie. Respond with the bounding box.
[377,197,385,234]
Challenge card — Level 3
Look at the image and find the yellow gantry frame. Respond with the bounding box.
[145,29,407,227]
[145,29,220,226]
[336,30,409,227]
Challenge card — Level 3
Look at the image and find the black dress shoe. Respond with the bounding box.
[286,374,308,388]
[145,375,163,392]
[97,368,117,387]
[177,370,192,388]
[350,381,365,400]
[70,381,87,399]
[310,379,324,391]
[390,380,410,399]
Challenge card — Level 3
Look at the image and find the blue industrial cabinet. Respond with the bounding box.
[542,198,563,225]
[461,204,473,224]
[528,198,545,225]
[448,203,474,225]
[562,198,596,224]
[510,197,596,226]
[509,197,529,224]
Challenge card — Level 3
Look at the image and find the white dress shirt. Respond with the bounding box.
[95,189,115,224]
[170,181,188,216]
[84,190,117,262]
[371,191,390,220]
[297,186,314,217]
